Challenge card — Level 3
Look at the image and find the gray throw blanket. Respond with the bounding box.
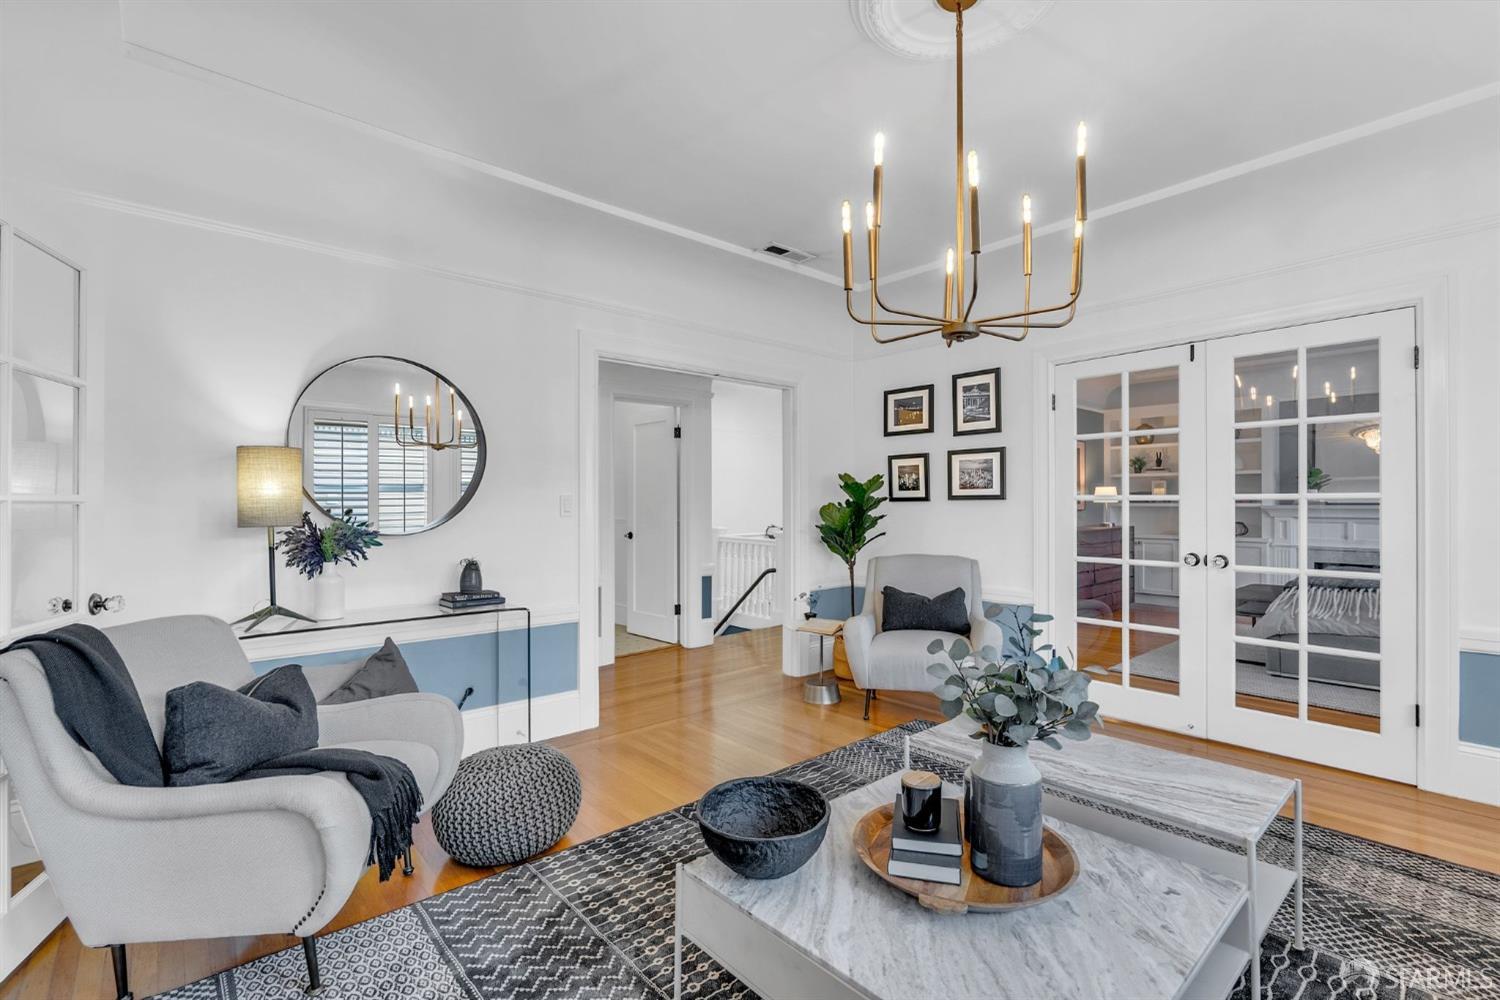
[5,624,421,881]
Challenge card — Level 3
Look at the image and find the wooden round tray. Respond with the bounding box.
[852,802,1079,914]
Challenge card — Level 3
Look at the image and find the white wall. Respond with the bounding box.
[711,379,783,536]
[0,1,859,732]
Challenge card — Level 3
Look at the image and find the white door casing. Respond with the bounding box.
[1050,308,1419,781]
[626,413,680,644]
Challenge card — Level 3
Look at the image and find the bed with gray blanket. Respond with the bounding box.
[1246,578,1381,689]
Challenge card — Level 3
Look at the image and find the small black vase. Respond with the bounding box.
[459,559,483,594]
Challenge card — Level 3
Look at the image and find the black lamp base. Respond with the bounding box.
[237,526,314,633]
[234,604,316,633]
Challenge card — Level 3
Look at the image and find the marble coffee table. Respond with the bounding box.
[911,719,1304,1000]
[676,770,1254,1000]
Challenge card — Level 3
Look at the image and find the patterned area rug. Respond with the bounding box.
[159,722,1499,1000]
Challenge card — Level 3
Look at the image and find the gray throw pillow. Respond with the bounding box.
[163,664,319,787]
[881,585,970,635]
[320,637,419,705]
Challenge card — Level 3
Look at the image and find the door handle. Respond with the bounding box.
[1182,553,1201,567]
[89,593,125,616]
[1211,554,1229,569]
[624,531,634,540]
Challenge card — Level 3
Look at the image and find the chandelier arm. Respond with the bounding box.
[846,291,941,327]
[871,272,946,324]
[978,301,1079,330]
[962,250,980,322]
[871,326,943,345]
[978,327,1031,342]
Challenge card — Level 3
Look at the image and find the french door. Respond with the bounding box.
[1054,309,1418,781]
[1053,343,1206,734]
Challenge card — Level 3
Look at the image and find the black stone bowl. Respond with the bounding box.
[697,776,830,879]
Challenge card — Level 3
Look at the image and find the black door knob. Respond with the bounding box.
[624,531,634,540]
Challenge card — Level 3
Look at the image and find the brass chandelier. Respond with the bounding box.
[391,376,473,451]
[840,0,1088,347]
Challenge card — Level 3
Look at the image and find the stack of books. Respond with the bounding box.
[887,797,962,885]
[440,590,506,610]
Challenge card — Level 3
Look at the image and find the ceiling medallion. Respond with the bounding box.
[849,0,1055,62]
[839,0,1089,347]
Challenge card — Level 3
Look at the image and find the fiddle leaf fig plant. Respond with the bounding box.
[817,473,887,617]
[926,608,1102,749]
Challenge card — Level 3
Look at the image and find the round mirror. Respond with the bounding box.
[287,356,485,535]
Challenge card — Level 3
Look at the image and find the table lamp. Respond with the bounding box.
[234,445,314,632]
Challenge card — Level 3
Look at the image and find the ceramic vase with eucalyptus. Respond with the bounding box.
[313,561,345,621]
[964,741,1043,886]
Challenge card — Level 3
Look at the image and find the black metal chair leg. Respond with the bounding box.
[302,936,324,995]
[111,945,133,1000]
[862,688,873,721]
[402,846,414,876]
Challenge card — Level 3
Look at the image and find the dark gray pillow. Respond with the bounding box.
[320,637,419,705]
[163,664,318,787]
[882,585,970,635]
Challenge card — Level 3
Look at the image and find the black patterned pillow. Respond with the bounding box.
[881,586,970,635]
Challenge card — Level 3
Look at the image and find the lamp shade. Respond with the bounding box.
[236,446,304,527]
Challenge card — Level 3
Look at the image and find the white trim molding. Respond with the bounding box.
[460,690,584,756]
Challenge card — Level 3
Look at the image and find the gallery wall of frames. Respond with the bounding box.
[883,368,1005,504]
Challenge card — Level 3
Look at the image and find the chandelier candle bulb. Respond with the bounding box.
[943,248,955,320]
[1075,121,1088,221]
[841,201,854,291]
[1022,195,1034,277]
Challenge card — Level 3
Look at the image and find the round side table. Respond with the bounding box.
[797,618,844,704]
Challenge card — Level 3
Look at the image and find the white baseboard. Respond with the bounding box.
[460,689,586,754]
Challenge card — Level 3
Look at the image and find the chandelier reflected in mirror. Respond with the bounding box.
[840,0,1089,347]
[392,375,474,451]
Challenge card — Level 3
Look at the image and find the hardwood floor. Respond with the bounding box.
[4,626,1497,998]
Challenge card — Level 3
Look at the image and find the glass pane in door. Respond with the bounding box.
[10,503,76,629]
[1233,350,1299,420]
[1306,340,1378,417]
[10,371,78,495]
[11,236,80,377]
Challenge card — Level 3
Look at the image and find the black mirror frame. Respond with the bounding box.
[285,354,487,536]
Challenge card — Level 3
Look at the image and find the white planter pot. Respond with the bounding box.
[313,562,346,621]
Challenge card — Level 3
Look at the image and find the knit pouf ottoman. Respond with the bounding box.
[432,744,582,866]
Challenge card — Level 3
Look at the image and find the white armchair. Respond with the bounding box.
[844,554,1005,719]
[0,615,463,999]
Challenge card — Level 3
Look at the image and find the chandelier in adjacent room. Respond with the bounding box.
[840,0,1089,347]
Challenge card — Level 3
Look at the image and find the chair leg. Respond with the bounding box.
[402,846,415,877]
[302,936,324,995]
[862,688,873,721]
[110,945,132,1000]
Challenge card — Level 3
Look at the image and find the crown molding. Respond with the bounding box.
[67,188,855,362]
[875,82,1500,287]
[857,212,1500,357]
[118,40,843,289]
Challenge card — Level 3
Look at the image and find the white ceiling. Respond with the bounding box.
[118,0,1500,282]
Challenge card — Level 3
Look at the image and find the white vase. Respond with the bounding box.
[313,562,345,621]
[964,740,1044,887]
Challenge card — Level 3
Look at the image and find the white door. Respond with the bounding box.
[1205,309,1418,781]
[626,416,679,644]
[1054,343,1207,735]
[0,224,83,978]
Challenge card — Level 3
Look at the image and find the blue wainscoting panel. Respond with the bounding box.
[702,575,713,619]
[250,622,579,711]
[1458,650,1500,749]
[809,585,864,620]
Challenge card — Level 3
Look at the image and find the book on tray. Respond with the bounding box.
[887,847,962,885]
[890,797,961,857]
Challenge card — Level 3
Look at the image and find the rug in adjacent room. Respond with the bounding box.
[159,721,1499,1000]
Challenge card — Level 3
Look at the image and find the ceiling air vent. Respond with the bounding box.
[759,243,817,265]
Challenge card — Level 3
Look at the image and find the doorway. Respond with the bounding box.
[1052,308,1419,781]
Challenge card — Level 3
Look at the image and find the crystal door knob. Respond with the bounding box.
[88,593,125,615]
[1211,554,1230,569]
[46,597,74,615]
[1182,553,1202,567]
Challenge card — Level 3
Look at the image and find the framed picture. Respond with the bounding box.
[952,367,1000,435]
[883,383,934,436]
[948,446,1006,500]
[887,453,930,502]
